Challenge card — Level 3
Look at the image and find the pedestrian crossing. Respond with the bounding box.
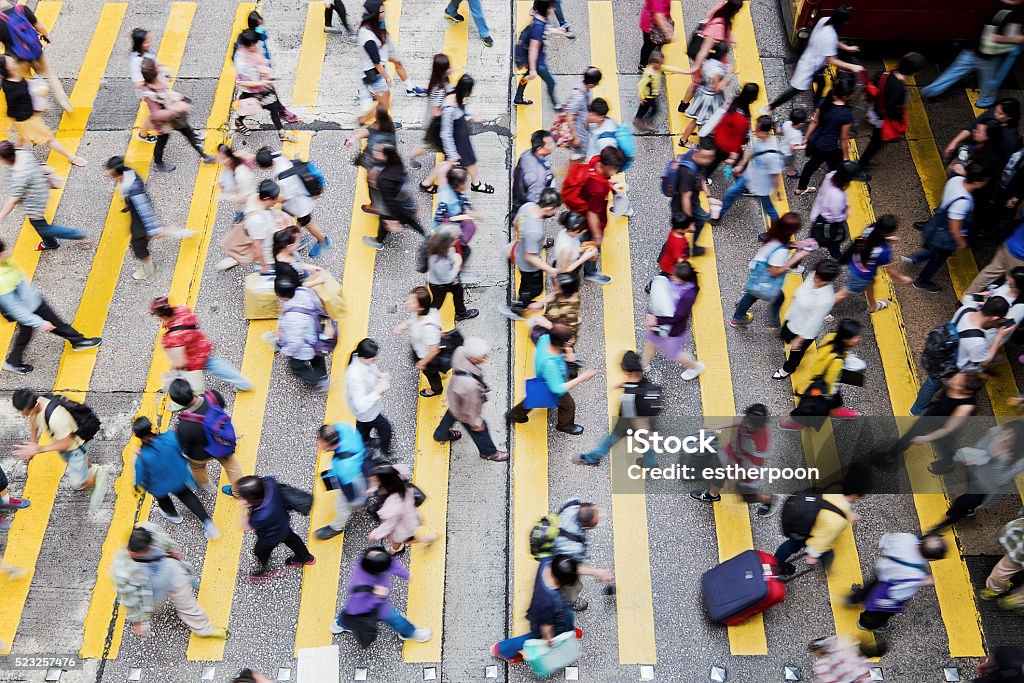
[0,0,1017,675]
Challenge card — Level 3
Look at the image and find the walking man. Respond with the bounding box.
[170,379,244,498]
[314,422,369,541]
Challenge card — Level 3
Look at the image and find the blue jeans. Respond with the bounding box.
[552,0,566,26]
[910,375,943,416]
[336,604,416,639]
[497,622,574,660]
[691,201,710,248]
[920,49,999,106]
[205,354,253,390]
[719,176,779,222]
[537,63,557,107]
[447,0,490,39]
[583,422,658,465]
[580,230,601,276]
[732,291,784,328]
[774,538,834,570]
[29,217,85,249]
[993,46,1022,101]
[908,246,954,286]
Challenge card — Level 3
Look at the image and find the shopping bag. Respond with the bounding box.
[524,377,560,409]
[522,631,582,678]
[244,273,281,320]
[307,269,347,319]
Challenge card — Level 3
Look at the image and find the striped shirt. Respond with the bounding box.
[7,150,49,220]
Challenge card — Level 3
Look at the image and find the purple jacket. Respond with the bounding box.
[343,556,411,618]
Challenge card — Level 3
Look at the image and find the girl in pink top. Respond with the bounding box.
[367,464,437,555]
[680,0,743,107]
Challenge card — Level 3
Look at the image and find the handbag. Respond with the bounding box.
[524,377,561,409]
[549,110,574,148]
[365,485,427,522]
[235,95,263,117]
[307,270,347,319]
[523,631,583,678]
[219,221,258,265]
[686,21,707,60]
[743,244,789,301]
[342,587,379,649]
[649,16,674,45]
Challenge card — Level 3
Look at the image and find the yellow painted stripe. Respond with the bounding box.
[510,0,549,637]
[80,3,252,660]
[403,5,464,663]
[732,5,868,643]
[587,2,656,664]
[887,61,1021,416]
[665,0,766,655]
[839,78,986,657]
[0,5,126,657]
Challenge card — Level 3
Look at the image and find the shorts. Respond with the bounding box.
[844,269,874,295]
[783,153,795,168]
[358,72,389,111]
[13,114,54,145]
[296,214,312,227]
[60,444,90,490]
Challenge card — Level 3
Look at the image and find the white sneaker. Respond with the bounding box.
[169,229,196,240]
[131,263,156,281]
[329,620,351,635]
[261,331,279,350]
[401,627,432,642]
[157,507,183,524]
[203,520,221,540]
[89,465,110,511]
[215,257,239,271]
[681,362,705,381]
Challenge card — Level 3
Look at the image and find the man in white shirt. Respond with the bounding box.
[256,147,332,258]
[773,259,839,379]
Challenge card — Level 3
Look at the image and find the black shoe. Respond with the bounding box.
[556,424,584,435]
[315,526,343,541]
[913,280,941,294]
[2,361,32,375]
[778,561,796,577]
[153,162,176,173]
[688,489,721,503]
[444,9,465,22]
[71,337,102,351]
[455,308,479,321]
[543,237,555,249]
[690,246,706,257]
[505,410,528,425]
[482,36,493,47]
[913,220,928,232]
[513,98,534,106]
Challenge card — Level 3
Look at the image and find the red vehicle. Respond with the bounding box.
[781,0,994,45]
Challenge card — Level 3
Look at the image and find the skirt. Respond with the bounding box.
[452,116,476,167]
[646,330,690,361]
[684,88,724,126]
[13,114,53,145]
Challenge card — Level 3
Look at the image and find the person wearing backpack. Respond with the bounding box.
[849,533,946,633]
[563,146,624,285]
[729,213,810,329]
[131,417,219,540]
[329,546,431,645]
[0,0,71,113]
[256,147,331,259]
[112,524,228,640]
[910,296,1011,415]
[502,188,562,320]
[575,351,662,467]
[833,216,913,316]
[170,380,244,498]
[584,98,619,160]
[906,163,989,294]
[434,337,509,462]
[272,275,332,392]
[666,139,715,257]
[640,261,704,380]
[773,260,839,380]
[547,501,613,612]
[513,1,557,108]
[857,53,926,171]
[12,389,108,510]
[314,422,370,541]
[236,475,315,580]
[0,240,100,375]
[150,297,252,391]
[366,463,437,555]
[773,465,871,576]
[780,319,865,429]
[715,115,785,224]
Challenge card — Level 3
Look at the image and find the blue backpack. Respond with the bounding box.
[179,391,237,459]
[597,122,636,171]
[660,154,697,197]
[0,6,42,62]
[280,158,325,198]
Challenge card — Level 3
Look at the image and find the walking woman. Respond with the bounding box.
[1,56,85,166]
[729,212,810,329]
[346,338,393,457]
[139,59,214,172]
[425,229,479,321]
[128,28,168,143]
[678,43,730,149]
[236,475,316,580]
[807,161,856,258]
[356,2,396,124]
[409,54,452,177]
[215,144,256,223]
[132,417,220,540]
[700,82,758,172]
[394,286,445,398]
[679,0,742,108]
[796,78,855,194]
[641,261,704,380]
[367,463,436,555]
[834,214,913,313]
[232,29,295,141]
[773,259,839,380]
[347,104,397,226]
[780,318,865,430]
[639,0,674,71]
[364,144,425,249]
[323,0,351,35]
[439,74,495,194]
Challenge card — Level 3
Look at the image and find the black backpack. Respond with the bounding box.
[278,482,313,515]
[780,490,847,541]
[811,215,848,250]
[44,395,101,442]
[920,308,984,380]
[434,329,465,372]
[621,379,664,417]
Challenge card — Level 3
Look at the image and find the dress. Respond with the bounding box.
[441,101,475,167]
[685,58,726,125]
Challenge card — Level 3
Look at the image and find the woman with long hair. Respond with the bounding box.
[394,286,445,397]
[0,56,85,166]
[680,0,743,107]
[366,464,436,555]
[232,28,295,141]
[437,74,494,194]
[410,53,453,180]
[807,160,857,258]
[215,144,256,223]
[363,144,425,249]
[796,78,855,194]
[729,213,810,329]
[425,229,478,321]
[833,214,912,312]
[678,42,731,149]
[698,82,758,173]
[780,318,865,430]
[642,261,704,380]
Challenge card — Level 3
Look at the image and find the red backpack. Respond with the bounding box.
[561,158,610,214]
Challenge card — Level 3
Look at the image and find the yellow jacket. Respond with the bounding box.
[805,493,852,557]
[637,64,686,100]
